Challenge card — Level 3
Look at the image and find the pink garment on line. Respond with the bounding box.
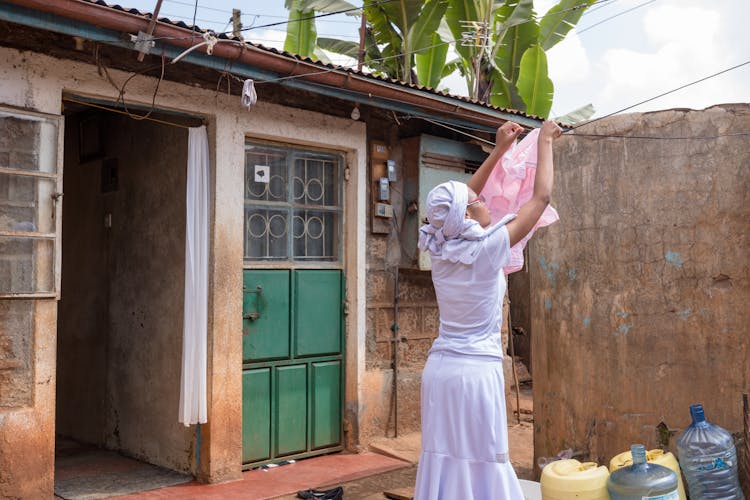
[480,128,559,275]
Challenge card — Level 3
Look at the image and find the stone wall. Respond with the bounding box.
[532,104,750,472]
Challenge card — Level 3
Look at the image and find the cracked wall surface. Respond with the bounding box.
[531,104,750,473]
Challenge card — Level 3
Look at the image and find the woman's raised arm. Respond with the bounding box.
[466,121,523,195]
[506,120,563,248]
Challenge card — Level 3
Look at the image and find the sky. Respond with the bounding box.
[120,0,750,120]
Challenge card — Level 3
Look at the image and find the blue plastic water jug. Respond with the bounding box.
[607,444,679,499]
[676,404,745,499]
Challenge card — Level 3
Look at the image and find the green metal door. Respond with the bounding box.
[242,142,344,468]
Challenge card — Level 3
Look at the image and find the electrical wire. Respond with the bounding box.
[577,0,656,34]
[566,131,750,140]
[580,0,618,17]
[97,0,749,142]
[96,46,169,121]
[238,0,616,86]
[570,59,750,131]
[62,96,192,129]
[162,0,361,23]
[421,117,496,146]
[237,0,397,34]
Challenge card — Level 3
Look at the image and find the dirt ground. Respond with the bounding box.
[276,381,535,500]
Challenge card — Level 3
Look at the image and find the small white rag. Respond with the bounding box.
[242,79,257,108]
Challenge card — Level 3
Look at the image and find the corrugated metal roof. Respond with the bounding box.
[80,0,540,121]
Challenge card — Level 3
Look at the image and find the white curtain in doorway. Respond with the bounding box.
[179,125,209,426]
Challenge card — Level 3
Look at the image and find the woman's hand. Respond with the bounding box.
[494,121,524,152]
[539,120,563,142]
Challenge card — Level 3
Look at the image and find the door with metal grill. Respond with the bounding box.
[242,142,344,467]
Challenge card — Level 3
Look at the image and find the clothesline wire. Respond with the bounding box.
[415,114,750,143]
[567,131,750,140]
[569,59,750,131]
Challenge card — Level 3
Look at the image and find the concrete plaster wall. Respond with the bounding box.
[532,105,750,471]
[0,44,367,497]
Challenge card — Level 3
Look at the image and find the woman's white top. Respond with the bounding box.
[428,220,514,360]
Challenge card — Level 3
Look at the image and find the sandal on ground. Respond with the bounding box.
[296,486,344,499]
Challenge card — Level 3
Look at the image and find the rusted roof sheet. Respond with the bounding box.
[79,0,541,121]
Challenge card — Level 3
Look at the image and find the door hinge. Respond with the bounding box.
[343,300,350,316]
[344,167,351,182]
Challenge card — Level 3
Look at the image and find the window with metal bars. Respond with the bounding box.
[243,141,342,263]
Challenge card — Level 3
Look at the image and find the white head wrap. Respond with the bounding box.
[418,181,489,264]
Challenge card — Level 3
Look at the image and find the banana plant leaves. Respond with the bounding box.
[516,44,554,117]
[416,32,450,88]
[284,0,318,58]
[539,0,596,50]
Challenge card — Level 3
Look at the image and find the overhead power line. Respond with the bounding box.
[570,59,750,130]
[577,0,656,34]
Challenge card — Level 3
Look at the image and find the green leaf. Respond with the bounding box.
[299,0,360,14]
[555,103,595,124]
[364,3,403,55]
[493,0,538,87]
[378,0,424,38]
[436,18,453,44]
[445,0,481,64]
[284,0,317,58]
[539,0,595,51]
[442,57,463,78]
[489,70,525,110]
[416,32,449,88]
[406,0,448,53]
[317,37,360,59]
[489,71,512,109]
[516,45,554,117]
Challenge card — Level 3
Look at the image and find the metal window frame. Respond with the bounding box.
[243,139,345,269]
[0,104,64,299]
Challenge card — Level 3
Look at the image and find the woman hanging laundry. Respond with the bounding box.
[414,120,563,500]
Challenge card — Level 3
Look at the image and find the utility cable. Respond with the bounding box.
[163,0,361,23]
[62,96,192,129]
[569,59,750,131]
[236,0,397,34]
[577,0,656,34]
[581,0,618,17]
[248,0,615,86]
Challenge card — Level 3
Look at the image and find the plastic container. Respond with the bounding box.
[607,444,678,500]
[609,448,686,500]
[520,479,542,500]
[540,458,610,500]
[676,404,746,499]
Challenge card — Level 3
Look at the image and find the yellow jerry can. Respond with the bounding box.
[540,459,610,499]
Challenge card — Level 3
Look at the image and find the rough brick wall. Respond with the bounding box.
[531,105,750,473]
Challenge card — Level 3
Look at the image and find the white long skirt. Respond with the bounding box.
[414,352,524,500]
